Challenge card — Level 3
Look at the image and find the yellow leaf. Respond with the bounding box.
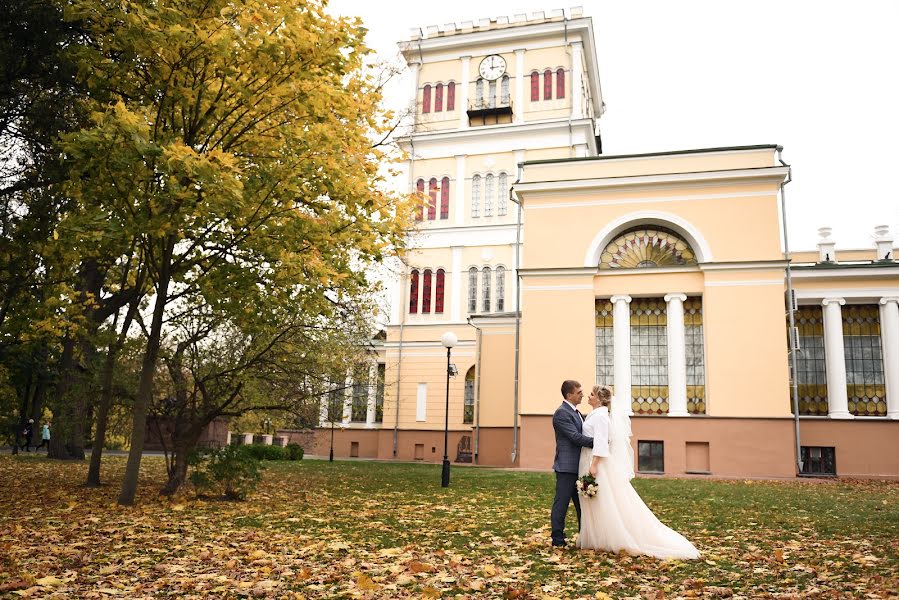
[35,576,65,587]
[356,574,377,591]
[421,586,440,598]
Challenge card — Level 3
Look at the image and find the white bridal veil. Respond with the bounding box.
[609,399,635,480]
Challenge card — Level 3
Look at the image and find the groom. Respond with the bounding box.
[550,380,594,547]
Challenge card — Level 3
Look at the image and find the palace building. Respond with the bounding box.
[309,7,899,478]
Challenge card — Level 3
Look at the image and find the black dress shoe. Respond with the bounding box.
[551,541,566,547]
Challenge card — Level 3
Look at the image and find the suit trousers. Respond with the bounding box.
[551,471,581,545]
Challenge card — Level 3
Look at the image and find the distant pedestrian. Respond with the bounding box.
[35,422,50,451]
[20,419,34,452]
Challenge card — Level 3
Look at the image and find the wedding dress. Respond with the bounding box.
[575,405,700,559]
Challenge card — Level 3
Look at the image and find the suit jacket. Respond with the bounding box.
[552,402,594,473]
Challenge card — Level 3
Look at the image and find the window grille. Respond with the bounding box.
[482,267,491,312]
[375,364,385,422]
[463,367,475,424]
[630,298,668,414]
[488,79,496,108]
[685,297,706,415]
[595,299,614,386]
[468,268,478,313]
[471,175,480,218]
[484,174,494,216]
[476,78,484,106]
[637,441,664,473]
[800,446,836,476]
[501,75,510,104]
[498,172,508,216]
[495,266,505,312]
[351,367,368,422]
[842,304,887,416]
[793,306,828,415]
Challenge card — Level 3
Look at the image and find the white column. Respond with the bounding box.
[454,155,466,226]
[822,298,852,419]
[514,49,525,124]
[451,246,462,321]
[459,56,470,129]
[611,295,633,415]
[570,41,583,119]
[880,297,899,419]
[665,293,689,416]
[366,363,377,427]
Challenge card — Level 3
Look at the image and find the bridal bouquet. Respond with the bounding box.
[576,474,598,498]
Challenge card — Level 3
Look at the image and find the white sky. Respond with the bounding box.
[328,0,899,253]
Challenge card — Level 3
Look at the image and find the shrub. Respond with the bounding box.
[188,445,261,500]
[285,443,304,461]
[240,444,288,461]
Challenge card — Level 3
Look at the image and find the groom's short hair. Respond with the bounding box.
[561,380,581,399]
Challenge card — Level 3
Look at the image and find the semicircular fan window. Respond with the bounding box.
[599,226,697,270]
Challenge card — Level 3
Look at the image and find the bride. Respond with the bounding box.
[576,385,700,559]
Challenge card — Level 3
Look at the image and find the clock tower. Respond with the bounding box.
[381,8,605,465]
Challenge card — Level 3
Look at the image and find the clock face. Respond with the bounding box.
[478,55,506,81]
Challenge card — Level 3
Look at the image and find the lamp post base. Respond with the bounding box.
[441,458,450,487]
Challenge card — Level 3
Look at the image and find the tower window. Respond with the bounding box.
[422,84,431,114]
[543,70,552,100]
[530,72,539,101]
[440,177,450,219]
[434,83,443,112]
[415,179,424,221]
[482,267,491,312]
[468,267,478,312]
[409,270,419,314]
[495,266,505,312]
[556,68,565,99]
[422,269,432,314]
[427,178,438,220]
[471,175,480,218]
[447,82,455,111]
[484,174,494,217]
[435,269,445,313]
[498,172,508,216]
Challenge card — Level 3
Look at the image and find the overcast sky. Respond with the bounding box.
[328,0,899,253]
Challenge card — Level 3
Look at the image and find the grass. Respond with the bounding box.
[0,454,897,598]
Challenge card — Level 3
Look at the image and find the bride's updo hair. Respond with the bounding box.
[592,385,613,408]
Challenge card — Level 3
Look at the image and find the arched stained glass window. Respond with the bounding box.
[435,269,445,313]
[415,179,424,222]
[599,226,697,270]
[440,177,450,219]
[422,269,432,313]
[409,269,419,314]
[447,82,455,111]
[427,178,438,220]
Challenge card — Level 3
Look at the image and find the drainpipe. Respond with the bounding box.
[394,134,416,457]
[467,317,483,464]
[778,146,802,475]
[510,167,523,463]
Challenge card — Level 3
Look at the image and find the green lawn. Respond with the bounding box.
[0,455,897,598]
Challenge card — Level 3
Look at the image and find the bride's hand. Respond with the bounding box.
[589,465,597,477]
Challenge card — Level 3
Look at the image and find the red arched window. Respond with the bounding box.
[434,83,443,112]
[556,68,565,99]
[446,82,455,111]
[409,269,419,313]
[435,269,445,313]
[422,269,432,313]
[428,178,438,220]
[440,177,450,219]
[415,179,424,221]
[422,85,431,114]
[543,70,552,100]
[530,72,539,101]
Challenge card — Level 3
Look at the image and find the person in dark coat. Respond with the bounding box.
[20,419,34,452]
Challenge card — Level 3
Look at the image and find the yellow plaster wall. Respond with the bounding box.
[475,329,517,427]
[519,278,596,415]
[702,279,791,417]
[594,271,704,297]
[382,351,475,430]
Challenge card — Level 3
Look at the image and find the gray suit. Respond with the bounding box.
[550,402,594,546]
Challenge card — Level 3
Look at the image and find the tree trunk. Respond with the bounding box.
[161,441,193,496]
[48,337,77,459]
[118,241,173,505]
[87,341,118,486]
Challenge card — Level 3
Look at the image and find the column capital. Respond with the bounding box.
[822,297,845,306]
[514,48,526,55]
[664,293,687,303]
[880,297,899,306]
[610,295,632,304]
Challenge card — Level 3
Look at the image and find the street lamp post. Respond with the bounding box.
[440,331,458,487]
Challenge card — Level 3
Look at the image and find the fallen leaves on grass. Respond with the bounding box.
[0,456,897,598]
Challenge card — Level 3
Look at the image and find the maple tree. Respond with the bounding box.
[1,0,410,503]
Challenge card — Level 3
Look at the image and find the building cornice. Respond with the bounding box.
[514,167,790,200]
[699,260,789,272]
[518,267,597,278]
[523,144,780,166]
[791,267,899,279]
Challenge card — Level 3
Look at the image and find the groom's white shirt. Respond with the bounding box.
[589,406,611,458]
